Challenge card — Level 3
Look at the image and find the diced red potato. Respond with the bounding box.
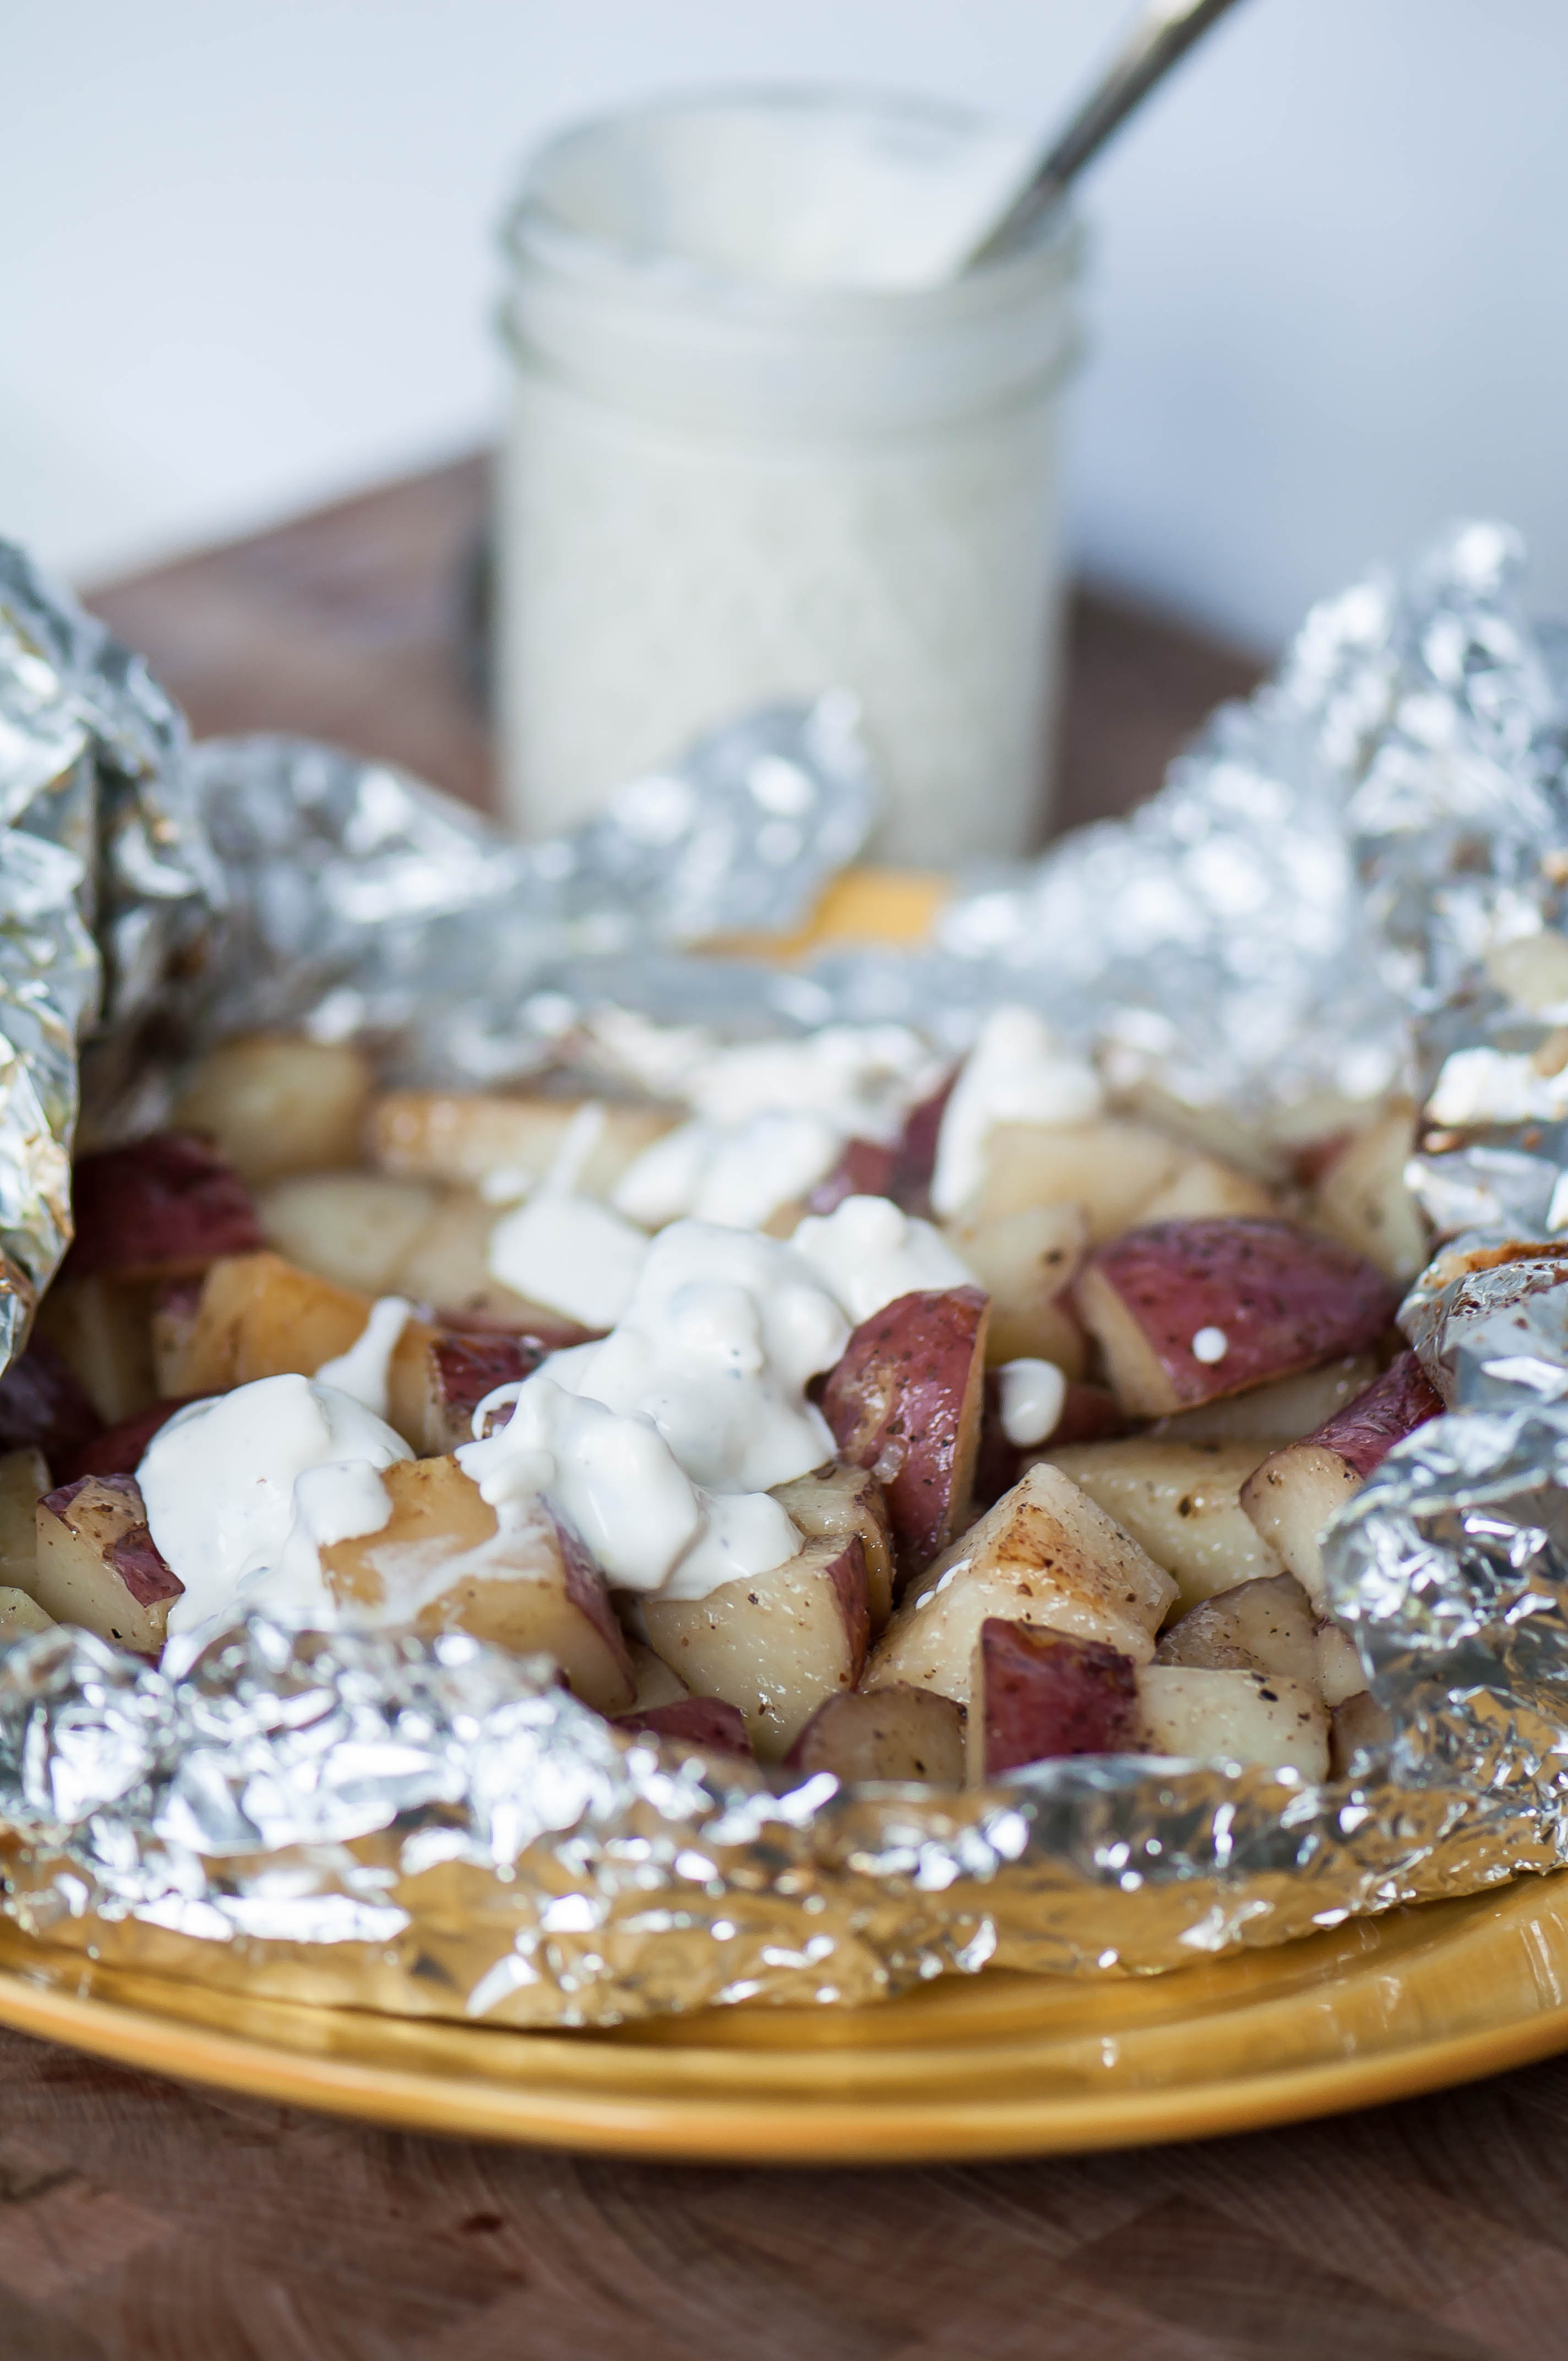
[62,1133,264,1284]
[0,1446,45,1593]
[1311,1103,1429,1283]
[864,1463,1177,1710]
[422,1330,556,1456]
[391,1189,594,1334]
[885,1076,954,1217]
[942,1203,1088,1370]
[1315,1619,1367,1708]
[972,1377,1126,1513]
[55,1399,195,1486]
[150,1280,202,1400]
[1239,1350,1442,1608]
[804,1138,897,1218]
[819,1287,988,1587]
[34,1473,183,1655]
[1044,1438,1284,1611]
[770,1461,895,1630]
[36,1274,158,1424]
[163,1253,438,1451]
[613,1698,753,1759]
[257,1172,438,1297]
[320,1455,635,1713]
[1153,1572,1320,1690]
[0,1587,54,1641]
[1149,1353,1379,1446]
[368,1091,675,1195]
[1075,1218,1397,1418]
[172,1036,373,1185]
[1133,1155,1277,1225]
[957,1118,1184,1241]
[627,1638,690,1711]
[1136,1664,1330,1781]
[785,1684,966,1785]
[970,1618,1141,1781]
[1329,1689,1390,1778]
[641,1533,870,1761]
[0,1341,100,1474]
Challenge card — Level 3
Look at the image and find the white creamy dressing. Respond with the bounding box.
[139,1372,412,1638]
[314,1295,412,1421]
[930,1004,1103,1217]
[460,1220,848,1600]
[997,1357,1067,1448]
[484,1095,652,1327]
[791,1193,976,1325]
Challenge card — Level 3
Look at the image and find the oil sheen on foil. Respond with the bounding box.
[2,521,1568,2025]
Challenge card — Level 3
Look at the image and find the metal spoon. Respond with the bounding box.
[965,0,1252,268]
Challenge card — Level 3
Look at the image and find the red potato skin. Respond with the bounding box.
[56,1397,197,1486]
[886,1076,955,1216]
[614,1698,753,1757]
[0,1338,101,1473]
[64,1133,265,1283]
[978,1619,1140,1777]
[41,1473,182,1608]
[427,1331,556,1451]
[554,1519,637,1695]
[1305,1349,1442,1478]
[1077,1219,1397,1413]
[805,1138,897,1217]
[819,1288,988,1586]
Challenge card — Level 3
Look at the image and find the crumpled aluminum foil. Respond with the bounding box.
[3,523,1568,2024]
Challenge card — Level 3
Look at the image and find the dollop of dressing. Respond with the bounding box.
[930,1005,1103,1217]
[487,1193,650,1328]
[459,1220,848,1598]
[314,1295,412,1420]
[791,1193,975,1323]
[613,1108,841,1232]
[139,1373,413,1637]
[997,1357,1066,1448]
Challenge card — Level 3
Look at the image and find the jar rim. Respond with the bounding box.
[500,82,1080,319]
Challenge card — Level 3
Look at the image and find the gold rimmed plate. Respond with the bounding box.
[1,1875,1566,2160]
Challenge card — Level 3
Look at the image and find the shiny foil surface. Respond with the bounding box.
[2,524,1568,2023]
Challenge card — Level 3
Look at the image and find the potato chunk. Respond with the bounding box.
[613,1699,753,1759]
[1311,1103,1429,1282]
[0,1587,54,1641]
[1150,1354,1378,1445]
[1045,1438,1283,1609]
[64,1134,263,1283]
[257,1172,438,1296]
[1136,1663,1329,1781]
[970,1619,1140,1781]
[0,1446,47,1594]
[1153,1572,1320,1690]
[321,1455,634,1713]
[770,1462,895,1630]
[173,1035,373,1184]
[963,1119,1184,1242]
[943,1203,1088,1369]
[819,1287,988,1585]
[642,1534,870,1761]
[369,1092,673,1195]
[864,1462,1176,1710]
[35,1474,182,1655]
[786,1685,966,1785]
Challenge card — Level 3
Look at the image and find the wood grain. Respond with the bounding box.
[3,461,1534,2358]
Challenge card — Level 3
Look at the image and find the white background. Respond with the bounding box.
[4,0,1565,648]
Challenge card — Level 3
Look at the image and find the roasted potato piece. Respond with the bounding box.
[1330,1688,1391,1779]
[613,1698,753,1759]
[770,1461,895,1630]
[1045,1437,1283,1609]
[257,1172,438,1297]
[819,1286,988,1586]
[1153,1571,1320,1691]
[944,1201,1087,1370]
[1240,1350,1441,1607]
[55,1400,192,1486]
[627,1638,689,1711]
[164,1253,436,1450]
[173,1035,373,1185]
[391,1189,587,1333]
[1315,1618,1367,1707]
[0,1339,101,1473]
[369,1091,673,1195]
[1137,1664,1330,1780]
[961,1118,1184,1242]
[641,1533,870,1761]
[63,1134,263,1286]
[1311,1102,1428,1283]
[1075,1218,1396,1417]
[1134,1154,1276,1224]
[865,1462,1176,1709]
[1149,1353,1378,1445]
[0,1446,47,1594]
[322,1455,634,1713]
[786,1685,966,1785]
[37,1275,157,1424]
[970,1618,1140,1781]
[0,1587,54,1641]
[34,1473,182,1655]
[421,1330,556,1456]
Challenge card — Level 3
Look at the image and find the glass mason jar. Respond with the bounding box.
[496,89,1082,867]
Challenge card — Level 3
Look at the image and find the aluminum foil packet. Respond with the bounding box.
[2,521,1568,2026]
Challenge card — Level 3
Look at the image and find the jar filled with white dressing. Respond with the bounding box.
[496,88,1082,867]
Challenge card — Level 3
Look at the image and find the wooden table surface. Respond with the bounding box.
[0,460,1552,2360]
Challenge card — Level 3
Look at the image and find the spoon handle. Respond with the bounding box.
[968,0,1251,266]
